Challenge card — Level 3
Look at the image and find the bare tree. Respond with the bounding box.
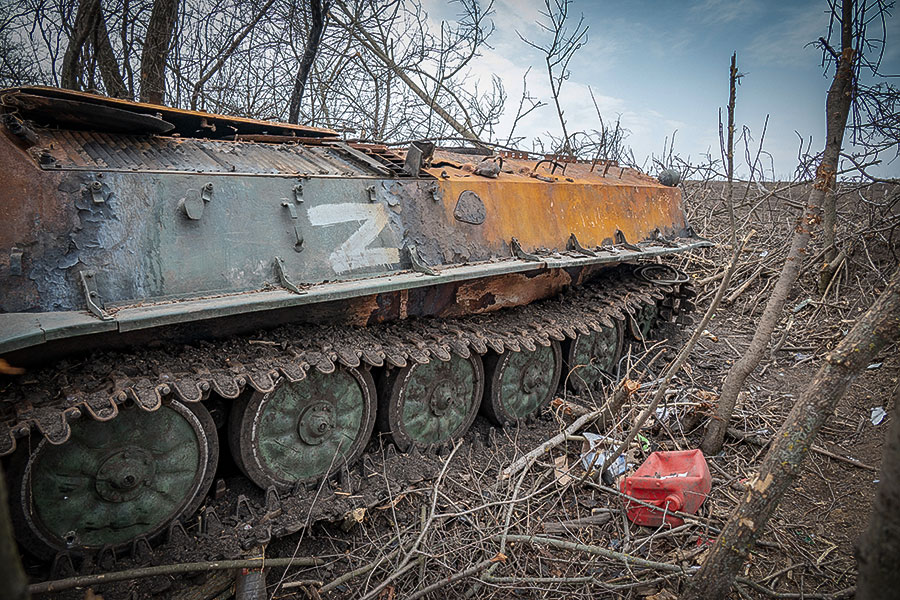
[93,6,127,97]
[288,0,329,123]
[518,0,588,156]
[60,0,100,89]
[701,0,857,455]
[188,0,276,110]
[504,67,545,146]
[5,0,508,142]
[139,0,178,103]
[330,0,496,142]
[58,0,129,95]
[0,4,41,86]
[818,0,895,291]
[585,87,631,164]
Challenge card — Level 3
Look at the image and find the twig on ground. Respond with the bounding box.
[29,557,323,594]
[500,408,604,480]
[406,555,505,600]
[358,440,463,600]
[318,548,401,594]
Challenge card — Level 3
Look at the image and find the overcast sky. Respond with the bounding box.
[424,0,899,179]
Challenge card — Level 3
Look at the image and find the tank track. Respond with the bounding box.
[0,266,692,457]
[1,265,694,580]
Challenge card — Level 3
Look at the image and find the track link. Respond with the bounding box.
[0,266,692,456]
[1,265,694,579]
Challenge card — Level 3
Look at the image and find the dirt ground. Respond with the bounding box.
[247,180,897,600]
[17,179,899,600]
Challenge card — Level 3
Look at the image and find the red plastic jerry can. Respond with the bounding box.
[620,449,711,527]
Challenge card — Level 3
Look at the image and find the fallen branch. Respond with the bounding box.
[29,556,323,594]
[601,229,755,474]
[358,440,462,600]
[318,548,401,594]
[542,511,613,533]
[736,579,855,599]
[725,264,767,304]
[280,579,324,590]
[405,555,504,600]
[726,427,877,471]
[494,534,688,573]
[500,408,603,480]
[484,573,678,590]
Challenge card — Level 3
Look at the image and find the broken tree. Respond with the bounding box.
[701,0,857,455]
[855,381,900,599]
[683,266,900,600]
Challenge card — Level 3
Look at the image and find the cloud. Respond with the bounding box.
[494,0,546,35]
[746,4,829,68]
[689,0,763,26]
[412,0,868,177]
[461,25,688,160]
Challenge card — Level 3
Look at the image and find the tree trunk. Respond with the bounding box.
[818,187,839,292]
[92,4,128,98]
[818,0,854,293]
[701,0,855,455]
[60,0,101,90]
[0,465,29,600]
[547,55,571,155]
[855,383,900,599]
[725,53,737,245]
[683,266,900,600]
[288,0,326,124]
[139,0,178,104]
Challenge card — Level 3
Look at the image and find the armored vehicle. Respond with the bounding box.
[0,86,705,563]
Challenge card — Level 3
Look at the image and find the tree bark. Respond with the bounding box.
[61,0,101,90]
[818,187,839,292]
[139,0,179,104]
[701,0,855,455]
[0,464,29,600]
[818,7,854,294]
[92,4,128,98]
[724,53,738,246]
[288,0,327,124]
[855,382,900,599]
[683,266,900,600]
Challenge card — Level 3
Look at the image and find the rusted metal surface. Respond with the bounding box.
[307,267,589,327]
[0,87,706,360]
[0,129,74,313]
[0,237,706,362]
[5,92,177,134]
[2,86,337,139]
[426,151,688,254]
[35,130,385,176]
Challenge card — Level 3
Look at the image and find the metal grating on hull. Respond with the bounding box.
[38,130,399,176]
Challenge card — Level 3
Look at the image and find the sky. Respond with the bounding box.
[423,0,900,179]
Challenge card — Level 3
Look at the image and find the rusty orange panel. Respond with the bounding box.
[427,156,686,253]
